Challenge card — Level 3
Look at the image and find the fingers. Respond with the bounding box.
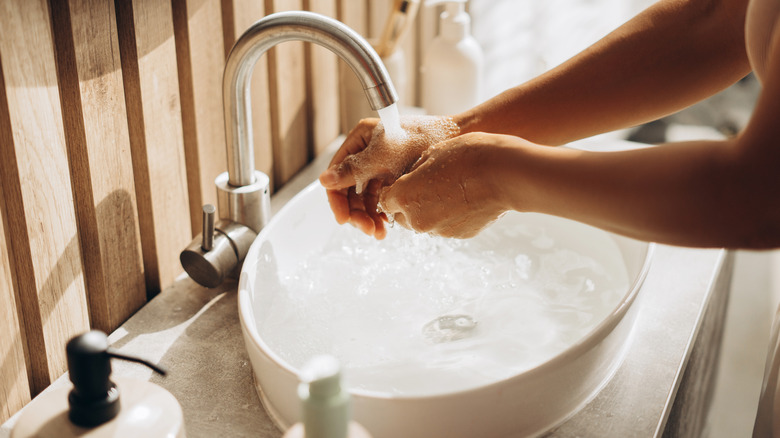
[391,212,409,231]
[378,183,400,217]
[320,119,378,190]
[378,179,408,231]
[365,179,387,239]
[346,186,376,236]
[320,160,357,190]
[327,118,378,167]
[324,183,386,239]
[325,188,350,224]
[321,119,378,226]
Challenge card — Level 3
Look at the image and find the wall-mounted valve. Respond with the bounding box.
[180,171,270,288]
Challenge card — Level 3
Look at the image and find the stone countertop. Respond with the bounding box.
[1,136,729,438]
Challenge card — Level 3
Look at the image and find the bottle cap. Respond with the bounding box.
[425,0,470,41]
[298,355,349,438]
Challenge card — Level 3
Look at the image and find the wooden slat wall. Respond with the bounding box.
[50,0,146,334]
[116,0,193,294]
[337,0,369,134]
[0,0,91,396]
[173,0,228,232]
[0,170,30,421]
[266,0,310,186]
[305,0,341,156]
[0,0,419,422]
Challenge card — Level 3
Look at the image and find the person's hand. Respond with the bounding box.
[319,116,460,239]
[379,132,521,239]
[319,118,384,238]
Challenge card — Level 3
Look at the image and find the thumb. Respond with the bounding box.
[319,161,357,189]
[379,183,413,230]
[378,180,402,216]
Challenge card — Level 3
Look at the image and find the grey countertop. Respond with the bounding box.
[1,136,729,437]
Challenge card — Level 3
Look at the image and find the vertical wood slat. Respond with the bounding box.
[400,4,419,107]
[173,0,228,231]
[115,0,192,293]
[0,181,30,422]
[305,0,340,156]
[266,0,310,187]
[337,0,369,134]
[368,0,392,43]
[50,0,146,333]
[337,0,369,38]
[229,0,274,189]
[418,0,439,101]
[0,0,91,394]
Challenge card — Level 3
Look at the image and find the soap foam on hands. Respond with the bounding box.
[346,114,459,194]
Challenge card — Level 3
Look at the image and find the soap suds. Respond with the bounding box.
[340,115,459,194]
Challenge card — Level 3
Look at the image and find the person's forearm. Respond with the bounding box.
[455,0,751,145]
[497,137,779,248]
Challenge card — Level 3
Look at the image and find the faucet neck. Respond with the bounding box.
[223,11,398,187]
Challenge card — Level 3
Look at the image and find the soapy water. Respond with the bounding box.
[255,213,630,396]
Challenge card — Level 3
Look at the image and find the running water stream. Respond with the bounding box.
[377,103,405,139]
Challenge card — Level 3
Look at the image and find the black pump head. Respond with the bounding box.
[65,330,166,427]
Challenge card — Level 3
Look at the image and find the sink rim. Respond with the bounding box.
[238,180,655,401]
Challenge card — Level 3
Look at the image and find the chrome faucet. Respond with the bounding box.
[181,11,398,288]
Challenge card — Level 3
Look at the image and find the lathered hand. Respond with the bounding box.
[379,132,520,239]
[319,115,459,239]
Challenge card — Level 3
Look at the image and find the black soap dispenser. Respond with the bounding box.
[11,330,186,438]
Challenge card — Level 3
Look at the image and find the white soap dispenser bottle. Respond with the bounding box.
[283,355,372,438]
[12,330,185,438]
[421,0,483,115]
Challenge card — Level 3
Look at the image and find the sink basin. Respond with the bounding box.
[238,181,652,438]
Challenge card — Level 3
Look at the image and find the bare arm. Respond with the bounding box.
[381,8,780,248]
[513,3,780,248]
[493,136,775,248]
[455,0,751,145]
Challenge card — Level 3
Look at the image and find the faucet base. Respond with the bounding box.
[216,170,271,234]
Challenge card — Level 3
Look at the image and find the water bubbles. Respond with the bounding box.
[256,213,629,396]
[532,232,555,249]
[514,254,532,280]
[422,314,478,344]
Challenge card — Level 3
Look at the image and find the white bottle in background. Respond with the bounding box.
[421,0,484,115]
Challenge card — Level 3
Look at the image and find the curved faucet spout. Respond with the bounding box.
[182,11,396,288]
[224,11,399,187]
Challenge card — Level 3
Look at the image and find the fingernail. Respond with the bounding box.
[319,168,338,186]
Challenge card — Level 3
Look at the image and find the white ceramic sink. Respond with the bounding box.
[238,181,652,438]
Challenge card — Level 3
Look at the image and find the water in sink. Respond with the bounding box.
[255,213,629,396]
